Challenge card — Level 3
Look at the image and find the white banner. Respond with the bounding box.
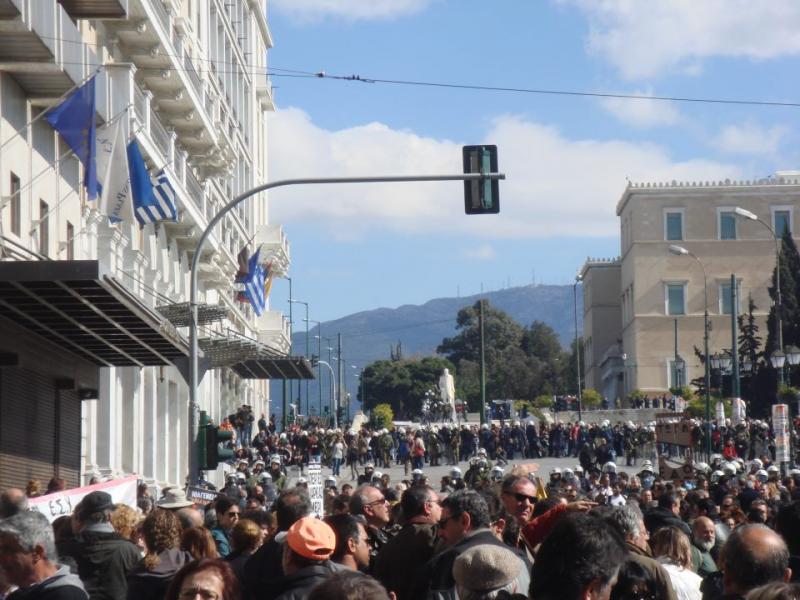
[28,475,138,523]
[715,401,725,423]
[732,397,746,425]
[772,403,791,463]
[307,459,323,518]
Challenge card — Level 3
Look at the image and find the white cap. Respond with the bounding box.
[450,467,462,477]
[412,468,423,476]
[550,467,562,475]
[372,471,383,480]
[491,465,504,473]
[574,465,584,473]
[767,465,780,473]
[603,462,617,473]
[722,463,736,475]
[259,472,272,481]
[563,468,574,477]
[751,458,763,469]
[756,469,768,478]
[297,477,307,484]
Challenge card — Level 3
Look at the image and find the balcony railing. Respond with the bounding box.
[148,0,170,37]
[133,85,148,125]
[186,167,204,214]
[182,52,203,99]
[149,108,171,161]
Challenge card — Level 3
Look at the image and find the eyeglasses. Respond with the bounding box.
[366,497,388,507]
[505,491,537,503]
[438,514,458,528]
[178,587,220,600]
[226,511,240,518]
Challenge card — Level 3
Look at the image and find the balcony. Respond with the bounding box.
[102,0,221,161]
[58,0,128,19]
[255,225,290,277]
[0,0,106,108]
[257,311,291,355]
[254,71,275,112]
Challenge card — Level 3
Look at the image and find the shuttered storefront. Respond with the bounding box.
[0,368,81,489]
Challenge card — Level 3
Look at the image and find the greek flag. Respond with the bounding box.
[127,139,178,226]
[242,248,267,316]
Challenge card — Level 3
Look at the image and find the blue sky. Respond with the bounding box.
[264,0,800,323]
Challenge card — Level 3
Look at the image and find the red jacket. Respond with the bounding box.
[521,502,568,550]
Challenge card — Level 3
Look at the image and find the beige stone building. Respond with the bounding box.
[582,173,800,404]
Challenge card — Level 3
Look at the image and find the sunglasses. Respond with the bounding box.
[438,514,459,528]
[226,511,240,518]
[505,491,537,503]
[366,497,388,507]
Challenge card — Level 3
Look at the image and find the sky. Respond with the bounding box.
[263,0,800,324]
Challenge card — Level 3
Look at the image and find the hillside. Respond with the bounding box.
[270,284,583,418]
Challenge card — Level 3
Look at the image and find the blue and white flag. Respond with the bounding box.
[242,248,267,316]
[127,139,178,226]
[96,119,132,224]
[46,76,98,199]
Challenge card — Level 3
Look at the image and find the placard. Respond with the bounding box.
[772,403,791,463]
[732,397,746,425]
[187,486,220,506]
[28,475,138,523]
[715,401,725,423]
[307,458,324,517]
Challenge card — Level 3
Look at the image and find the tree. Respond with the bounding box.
[370,404,394,430]
[581,388,602,409]
[766,228,800,357]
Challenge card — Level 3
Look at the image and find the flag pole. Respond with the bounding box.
[0,66,103,153]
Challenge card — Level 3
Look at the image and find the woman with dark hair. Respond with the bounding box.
[610,560,658,600]
[127,508,193,600]
[165,559,240,600]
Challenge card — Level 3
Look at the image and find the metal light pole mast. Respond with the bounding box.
[479,299,487,425]
[188,172,505,483]
[283,276,292,431]
[731,274,741,400]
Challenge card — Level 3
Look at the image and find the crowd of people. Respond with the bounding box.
[1,412,800,600]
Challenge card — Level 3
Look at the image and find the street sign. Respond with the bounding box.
[772,403,791,463]
[307,458,324,517]
[463,145,499,214]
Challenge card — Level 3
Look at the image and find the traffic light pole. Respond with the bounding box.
[189,172,505,483]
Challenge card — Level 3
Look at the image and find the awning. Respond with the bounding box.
[199,335,314,380]
[156,302,229,327]
[231,356,315,380]
[0,260,189,367]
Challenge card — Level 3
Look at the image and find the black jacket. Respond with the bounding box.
[270,562,343,600]
[58,526,140,600]
[242,536,285,600]
[643,506,691,537]
[417,529,527,599]
[126,548,192,600]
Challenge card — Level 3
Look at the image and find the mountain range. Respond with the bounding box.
[270,283,583,418]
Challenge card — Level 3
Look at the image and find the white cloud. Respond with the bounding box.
[711,123,788,156]
[563,0,800,80]
[462,244,496,260]
[600,90,682,128]
[271,0,434,21]
[268,108,742,239]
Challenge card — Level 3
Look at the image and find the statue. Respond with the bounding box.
[439,368,456,422]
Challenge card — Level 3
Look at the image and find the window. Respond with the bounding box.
[720,280,742,315]
[669,359,686,388]
[664,210,683,241]
[665,283,686,315]
[773,207,792,236]
[39,199,48,256]
[9,172,20,236]
[66,221,74,260]
[719,209,736,240]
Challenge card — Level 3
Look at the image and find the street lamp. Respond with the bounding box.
[306,318,323,418]
[573,273,583,422]
[669,244,712,460]
[289,299,309,414]
[734,207,784,385]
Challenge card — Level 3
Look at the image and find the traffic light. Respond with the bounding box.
[463,145,499,215]
[199,411,234,471]
[336,406,346,425]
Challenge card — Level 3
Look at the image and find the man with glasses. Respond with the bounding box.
[210,496,240,558]
[349,485,394,566]
[416,490,529,600]
[374,486,443,600]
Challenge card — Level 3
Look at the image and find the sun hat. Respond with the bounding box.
[157,488,194,509]
[453,544,520,592]
[286,517,336,561]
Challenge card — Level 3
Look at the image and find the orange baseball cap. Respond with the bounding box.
[286,517,336,560]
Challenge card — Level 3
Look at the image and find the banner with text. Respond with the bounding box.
[28,476,138,523]
[772,403,791,463]
[307,459,323,518]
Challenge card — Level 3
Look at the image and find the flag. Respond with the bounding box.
[95,120,132,223]
[46,76,98,200]
[242,248,267,316]
[127,139,178,226]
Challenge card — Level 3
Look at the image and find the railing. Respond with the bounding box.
[185,167,204,214]
[183,52,203,100]
[147,0,170,38]
[149,108,171,161]
[173,149,186,187]
[133,85,148,125]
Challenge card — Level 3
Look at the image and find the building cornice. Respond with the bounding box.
[616,175,800,216]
